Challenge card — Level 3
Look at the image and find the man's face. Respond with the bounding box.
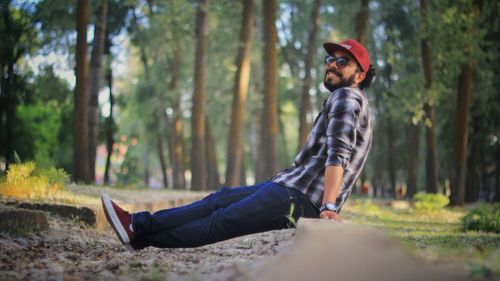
[323,50,362,92]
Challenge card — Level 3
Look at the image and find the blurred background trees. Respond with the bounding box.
[0,0,499,205]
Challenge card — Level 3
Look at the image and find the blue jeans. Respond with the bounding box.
[132,181,319,249]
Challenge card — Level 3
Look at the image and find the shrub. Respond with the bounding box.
[0,162,68,200]
[462,204,500,233]
[412,192,449,212]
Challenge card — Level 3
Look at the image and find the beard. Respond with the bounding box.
[323,70,356,92]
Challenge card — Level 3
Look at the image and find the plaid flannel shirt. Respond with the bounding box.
[271,87,373,212]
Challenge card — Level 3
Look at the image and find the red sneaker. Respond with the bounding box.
[101,194,135,245]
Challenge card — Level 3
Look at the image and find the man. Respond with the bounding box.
[102,39,375,250]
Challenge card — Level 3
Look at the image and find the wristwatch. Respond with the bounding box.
[319,202,338,213]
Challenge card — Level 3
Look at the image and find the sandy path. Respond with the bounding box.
[0,213,295,281]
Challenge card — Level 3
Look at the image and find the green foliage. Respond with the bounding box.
[11,65,74,170]
[462,204,500,234]
[412,192,450,212]
[33,0,76,53]
[0,2,38,61]
[15,102,61,162]
[0,162,68,200]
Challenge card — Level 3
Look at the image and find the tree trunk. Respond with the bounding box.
[251,105,261,181]
[5,61,14,170]
[465,133,477,203]
[420,0,439,194]
[156,110,169,188]
[103,68,114,185]
[355,0,370,45]
[478,141,488,201]
[373,173,382,198]
[74,0,91,183]
[258,0,280,181]
[451,63,473,206]
[164,39,185,190]
[1,2,18,171]
[387,117,397,198]
[423,104,438,193]
[0,32,3,152]
[495,112,500,202]
[144,146,150,187]
[205,120,220,190]
[298,0,321,150]
[191,0,209,190]
[171,101,186,189]
[225,0,255,187]
[239,154,247,185]
[279,110,290,168]
[406,123,420,199]
[451,0,479,206]
[0,97,4,168]
[88,0,108,183]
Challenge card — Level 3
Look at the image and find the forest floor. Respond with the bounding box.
[0,185,499,281]
[0,214,294,281]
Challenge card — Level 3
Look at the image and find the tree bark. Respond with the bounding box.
[465,132,477,203]
[495,112,500,202]
[298,0,321,150]
[169,41,186,189]
[103,68,114,185]
[74,0,91,183]
[239,154,247,185]
[423,104,438,193]
[1,1,21,171]
[225,0,255,187]
[451,63,473,206]
[156,110,169,188]
[251,105,261,181]
[0,25,3,151]
[478,141,488,201]
[406,123,420,199]
[205,120,220,190]
[191,0,208,190]
[451,2,480,206]
[144,146,150,187]
[355,0,370,45]
[387,117,397,198]
[4,61,14,170]
[88,0,108,183]
[171,100,186,189]
[420,0,438,194]
[279,110,290,168]
[258,0,280,181]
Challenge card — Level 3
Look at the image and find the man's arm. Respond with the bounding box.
[320,165,344,221]
[321,91,361,221]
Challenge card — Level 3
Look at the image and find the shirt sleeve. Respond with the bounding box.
[325,91,361,169]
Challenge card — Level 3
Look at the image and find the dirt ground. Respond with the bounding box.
[0,212,295,281]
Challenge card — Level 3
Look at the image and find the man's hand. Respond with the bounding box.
[319,210,343,222]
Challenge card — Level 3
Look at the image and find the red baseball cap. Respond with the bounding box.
[323,39,371,73]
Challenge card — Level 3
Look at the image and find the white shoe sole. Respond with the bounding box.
[101,194,130,244]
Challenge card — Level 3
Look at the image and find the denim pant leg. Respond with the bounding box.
[132,181,270,238]
[138,182,318,248]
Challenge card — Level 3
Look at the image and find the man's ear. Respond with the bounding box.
[355,72,366,84]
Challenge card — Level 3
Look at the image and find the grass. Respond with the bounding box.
[342,197,500,279]
[1,166,497,278]
[2,184,210,209]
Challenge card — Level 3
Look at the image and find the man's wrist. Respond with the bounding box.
[319,202,338,213]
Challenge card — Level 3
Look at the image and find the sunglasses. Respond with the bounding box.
[324,55,352,68]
